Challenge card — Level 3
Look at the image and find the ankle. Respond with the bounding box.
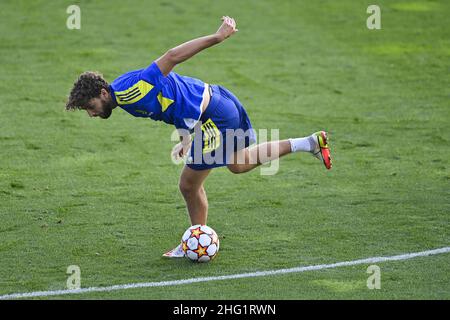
[289,136,316,153]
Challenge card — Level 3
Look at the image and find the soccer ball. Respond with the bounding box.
[181,224,220,262]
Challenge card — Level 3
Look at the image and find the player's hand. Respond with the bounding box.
[171,141,191,161]
[216,16,238,41]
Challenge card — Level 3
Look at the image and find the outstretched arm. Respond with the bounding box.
[155,16,238,76]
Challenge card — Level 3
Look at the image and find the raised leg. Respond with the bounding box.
[227,139,292,174]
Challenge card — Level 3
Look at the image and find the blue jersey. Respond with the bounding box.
[109,62,205,130]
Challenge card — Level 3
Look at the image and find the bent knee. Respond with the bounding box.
[179,180,201,196]
[179,181,194,195]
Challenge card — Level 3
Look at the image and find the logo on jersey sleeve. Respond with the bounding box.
[115,80,154,105]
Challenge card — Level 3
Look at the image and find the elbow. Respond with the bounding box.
[165,49,180,64]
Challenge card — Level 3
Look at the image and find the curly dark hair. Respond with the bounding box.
[66,71,110,110]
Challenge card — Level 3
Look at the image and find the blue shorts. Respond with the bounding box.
[186,85,256,171]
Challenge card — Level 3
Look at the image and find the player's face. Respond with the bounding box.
[85,89,115,119]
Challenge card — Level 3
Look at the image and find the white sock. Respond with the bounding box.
[288,135,316,153]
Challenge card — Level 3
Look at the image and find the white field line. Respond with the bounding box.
[1,246,449,300]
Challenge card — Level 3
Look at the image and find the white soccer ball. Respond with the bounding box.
[181,224,220,262]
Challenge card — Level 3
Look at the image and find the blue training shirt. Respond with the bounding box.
[109,62,206,130]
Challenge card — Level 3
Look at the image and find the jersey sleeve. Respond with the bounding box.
[140,61,168,88]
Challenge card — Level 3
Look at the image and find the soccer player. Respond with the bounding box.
[65,16,332,258]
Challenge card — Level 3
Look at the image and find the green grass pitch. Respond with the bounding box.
[0,0,449,299]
